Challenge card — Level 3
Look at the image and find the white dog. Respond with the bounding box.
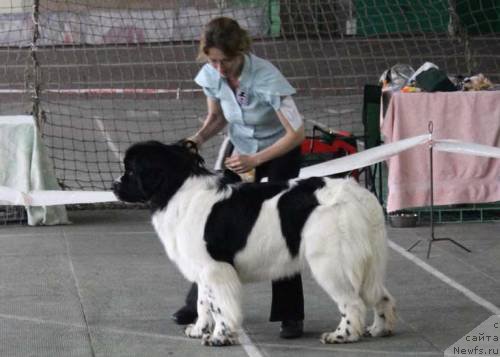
[112,140,396,346]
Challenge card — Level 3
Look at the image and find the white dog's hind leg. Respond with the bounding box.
[320,297,366,344]
[365,289,396,338]
[185,285,215,339]
[197,263,242,346]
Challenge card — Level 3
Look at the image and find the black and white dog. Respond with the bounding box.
[112,140,396,346]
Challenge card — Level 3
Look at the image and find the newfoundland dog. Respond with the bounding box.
[112,140,396,346]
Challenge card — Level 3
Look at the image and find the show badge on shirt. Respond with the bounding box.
[236,88,249,107]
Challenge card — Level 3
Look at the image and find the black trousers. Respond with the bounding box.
[184,146,305,322]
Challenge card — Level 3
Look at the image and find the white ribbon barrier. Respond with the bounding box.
[299,134,431,178]
[433,139,500,159]
[0,134,499,207]
[0,186,31,206]
[0,188,118,207]
[27,190,118,206]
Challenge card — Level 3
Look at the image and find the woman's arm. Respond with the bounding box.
[225,109,305,174]
[190,97,227,146]
[254,110,305,164]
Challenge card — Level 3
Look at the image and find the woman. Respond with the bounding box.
[172,16,306,339]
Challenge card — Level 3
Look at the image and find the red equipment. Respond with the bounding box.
[300,124,359,180]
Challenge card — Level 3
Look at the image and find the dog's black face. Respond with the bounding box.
[112,141,169,204]
[112,141,208,210]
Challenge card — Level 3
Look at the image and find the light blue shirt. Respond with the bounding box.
[194,54,296,155]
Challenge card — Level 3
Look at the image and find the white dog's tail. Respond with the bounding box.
[314,179,389,306]
[351,182,388,307]
[342,180,388,306]
[359,197,388,307]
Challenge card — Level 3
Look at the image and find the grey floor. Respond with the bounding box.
[0,209,499,357]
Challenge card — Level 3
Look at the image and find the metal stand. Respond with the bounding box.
[407,122,471,258]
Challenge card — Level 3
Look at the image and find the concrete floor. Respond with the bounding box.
[0,209,498,357]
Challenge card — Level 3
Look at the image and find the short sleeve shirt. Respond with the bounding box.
[194,54,296,155]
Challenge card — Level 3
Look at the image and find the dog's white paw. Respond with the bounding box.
[365,306,396,338]
[201,332,238,346]
[364,324,393,338]
[320,329,360,344]
[185,323,212,339]
[185,324,201,339]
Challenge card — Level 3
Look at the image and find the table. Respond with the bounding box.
[0,115,69,225]
[381,91,500,213]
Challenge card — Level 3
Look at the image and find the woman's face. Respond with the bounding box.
[206,48,242,79]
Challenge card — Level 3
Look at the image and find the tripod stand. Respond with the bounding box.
[407,122,471,258]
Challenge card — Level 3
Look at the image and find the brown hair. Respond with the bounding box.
[197,17,252,61]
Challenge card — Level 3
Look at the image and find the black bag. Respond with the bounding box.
[415,68,457,92]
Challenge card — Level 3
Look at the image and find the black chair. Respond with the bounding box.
[361,84,384,204]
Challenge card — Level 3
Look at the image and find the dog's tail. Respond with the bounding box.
[359,200,388,307]
[352,183,388,307]
[315,179,389,306]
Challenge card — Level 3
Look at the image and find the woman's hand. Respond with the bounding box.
[186,133,204,147]
[188,98,227,148]
[224,154,259,174]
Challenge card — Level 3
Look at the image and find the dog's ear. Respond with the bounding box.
[176,138,199,155]
[169,141,206,172]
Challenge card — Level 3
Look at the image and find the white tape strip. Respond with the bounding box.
[0,189,117,207]
[434,139,500,159]
[299,134,430,178]
[28,190,118,206]
[0,186,30,206]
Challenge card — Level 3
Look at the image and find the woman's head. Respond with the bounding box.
[198,17,252,78]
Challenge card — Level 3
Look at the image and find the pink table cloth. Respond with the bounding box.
[381,91,500,213]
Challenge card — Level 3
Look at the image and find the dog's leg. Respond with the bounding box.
[320,297,366,344]
[365,289,396,338]
[308,257,366,343]
[197,263,242,346]
[185,284,215,339]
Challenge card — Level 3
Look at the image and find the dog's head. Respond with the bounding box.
[112,140,208,210]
